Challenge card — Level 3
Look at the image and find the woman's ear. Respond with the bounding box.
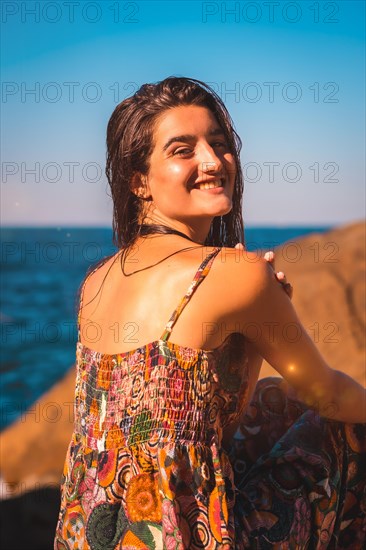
[130,173,152,200]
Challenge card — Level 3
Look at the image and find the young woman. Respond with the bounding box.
[54,77,366,549]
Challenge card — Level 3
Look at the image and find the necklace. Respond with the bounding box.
[120,224,204,276]
[139,223,200,244]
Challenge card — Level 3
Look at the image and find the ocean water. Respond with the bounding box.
[1,226,332,430]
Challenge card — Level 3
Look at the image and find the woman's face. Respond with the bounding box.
[139,105,237,235]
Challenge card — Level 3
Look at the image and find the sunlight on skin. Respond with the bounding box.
[311,382,327,399]
[284,365,332,415]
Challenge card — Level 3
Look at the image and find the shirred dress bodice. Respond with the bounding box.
[74,335,249,453]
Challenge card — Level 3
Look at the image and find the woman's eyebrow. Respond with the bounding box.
[162,128,225,152]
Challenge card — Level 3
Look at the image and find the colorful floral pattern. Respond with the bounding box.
[228,378,366,549]
[55,250,366,548]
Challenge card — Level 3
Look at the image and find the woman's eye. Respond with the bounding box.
[172,142,229,156]
[173,148,192,156]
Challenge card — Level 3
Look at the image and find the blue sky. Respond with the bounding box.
[1,0,365,226]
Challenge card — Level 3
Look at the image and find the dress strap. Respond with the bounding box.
[160,248,221,342]
[77,255,115,342]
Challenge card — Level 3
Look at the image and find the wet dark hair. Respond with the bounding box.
[106,76,245,249]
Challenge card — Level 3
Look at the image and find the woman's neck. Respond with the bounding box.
[139,215,211,244]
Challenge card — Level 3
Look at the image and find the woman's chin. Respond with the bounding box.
[196,198,233,218]
[211,203,233,217]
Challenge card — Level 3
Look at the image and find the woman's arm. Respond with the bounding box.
[236,258,366,424]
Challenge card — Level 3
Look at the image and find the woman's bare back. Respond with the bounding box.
[79,237,263,375]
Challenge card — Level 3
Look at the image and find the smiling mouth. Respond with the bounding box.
[194,178,225,190]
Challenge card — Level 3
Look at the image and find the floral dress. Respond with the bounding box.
[54,248,366,549]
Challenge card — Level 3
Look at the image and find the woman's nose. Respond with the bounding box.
[197,144,224,175]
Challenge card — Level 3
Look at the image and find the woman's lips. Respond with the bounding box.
[193,178,225,190]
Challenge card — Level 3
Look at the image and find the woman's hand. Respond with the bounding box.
[235,244,293,299]
[263,250,293,300]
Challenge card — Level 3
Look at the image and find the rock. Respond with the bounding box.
[0,366,76,498]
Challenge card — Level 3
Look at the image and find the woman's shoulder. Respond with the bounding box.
[79,252,120,304]
[212,246,272,279]
[208,246,275,305]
